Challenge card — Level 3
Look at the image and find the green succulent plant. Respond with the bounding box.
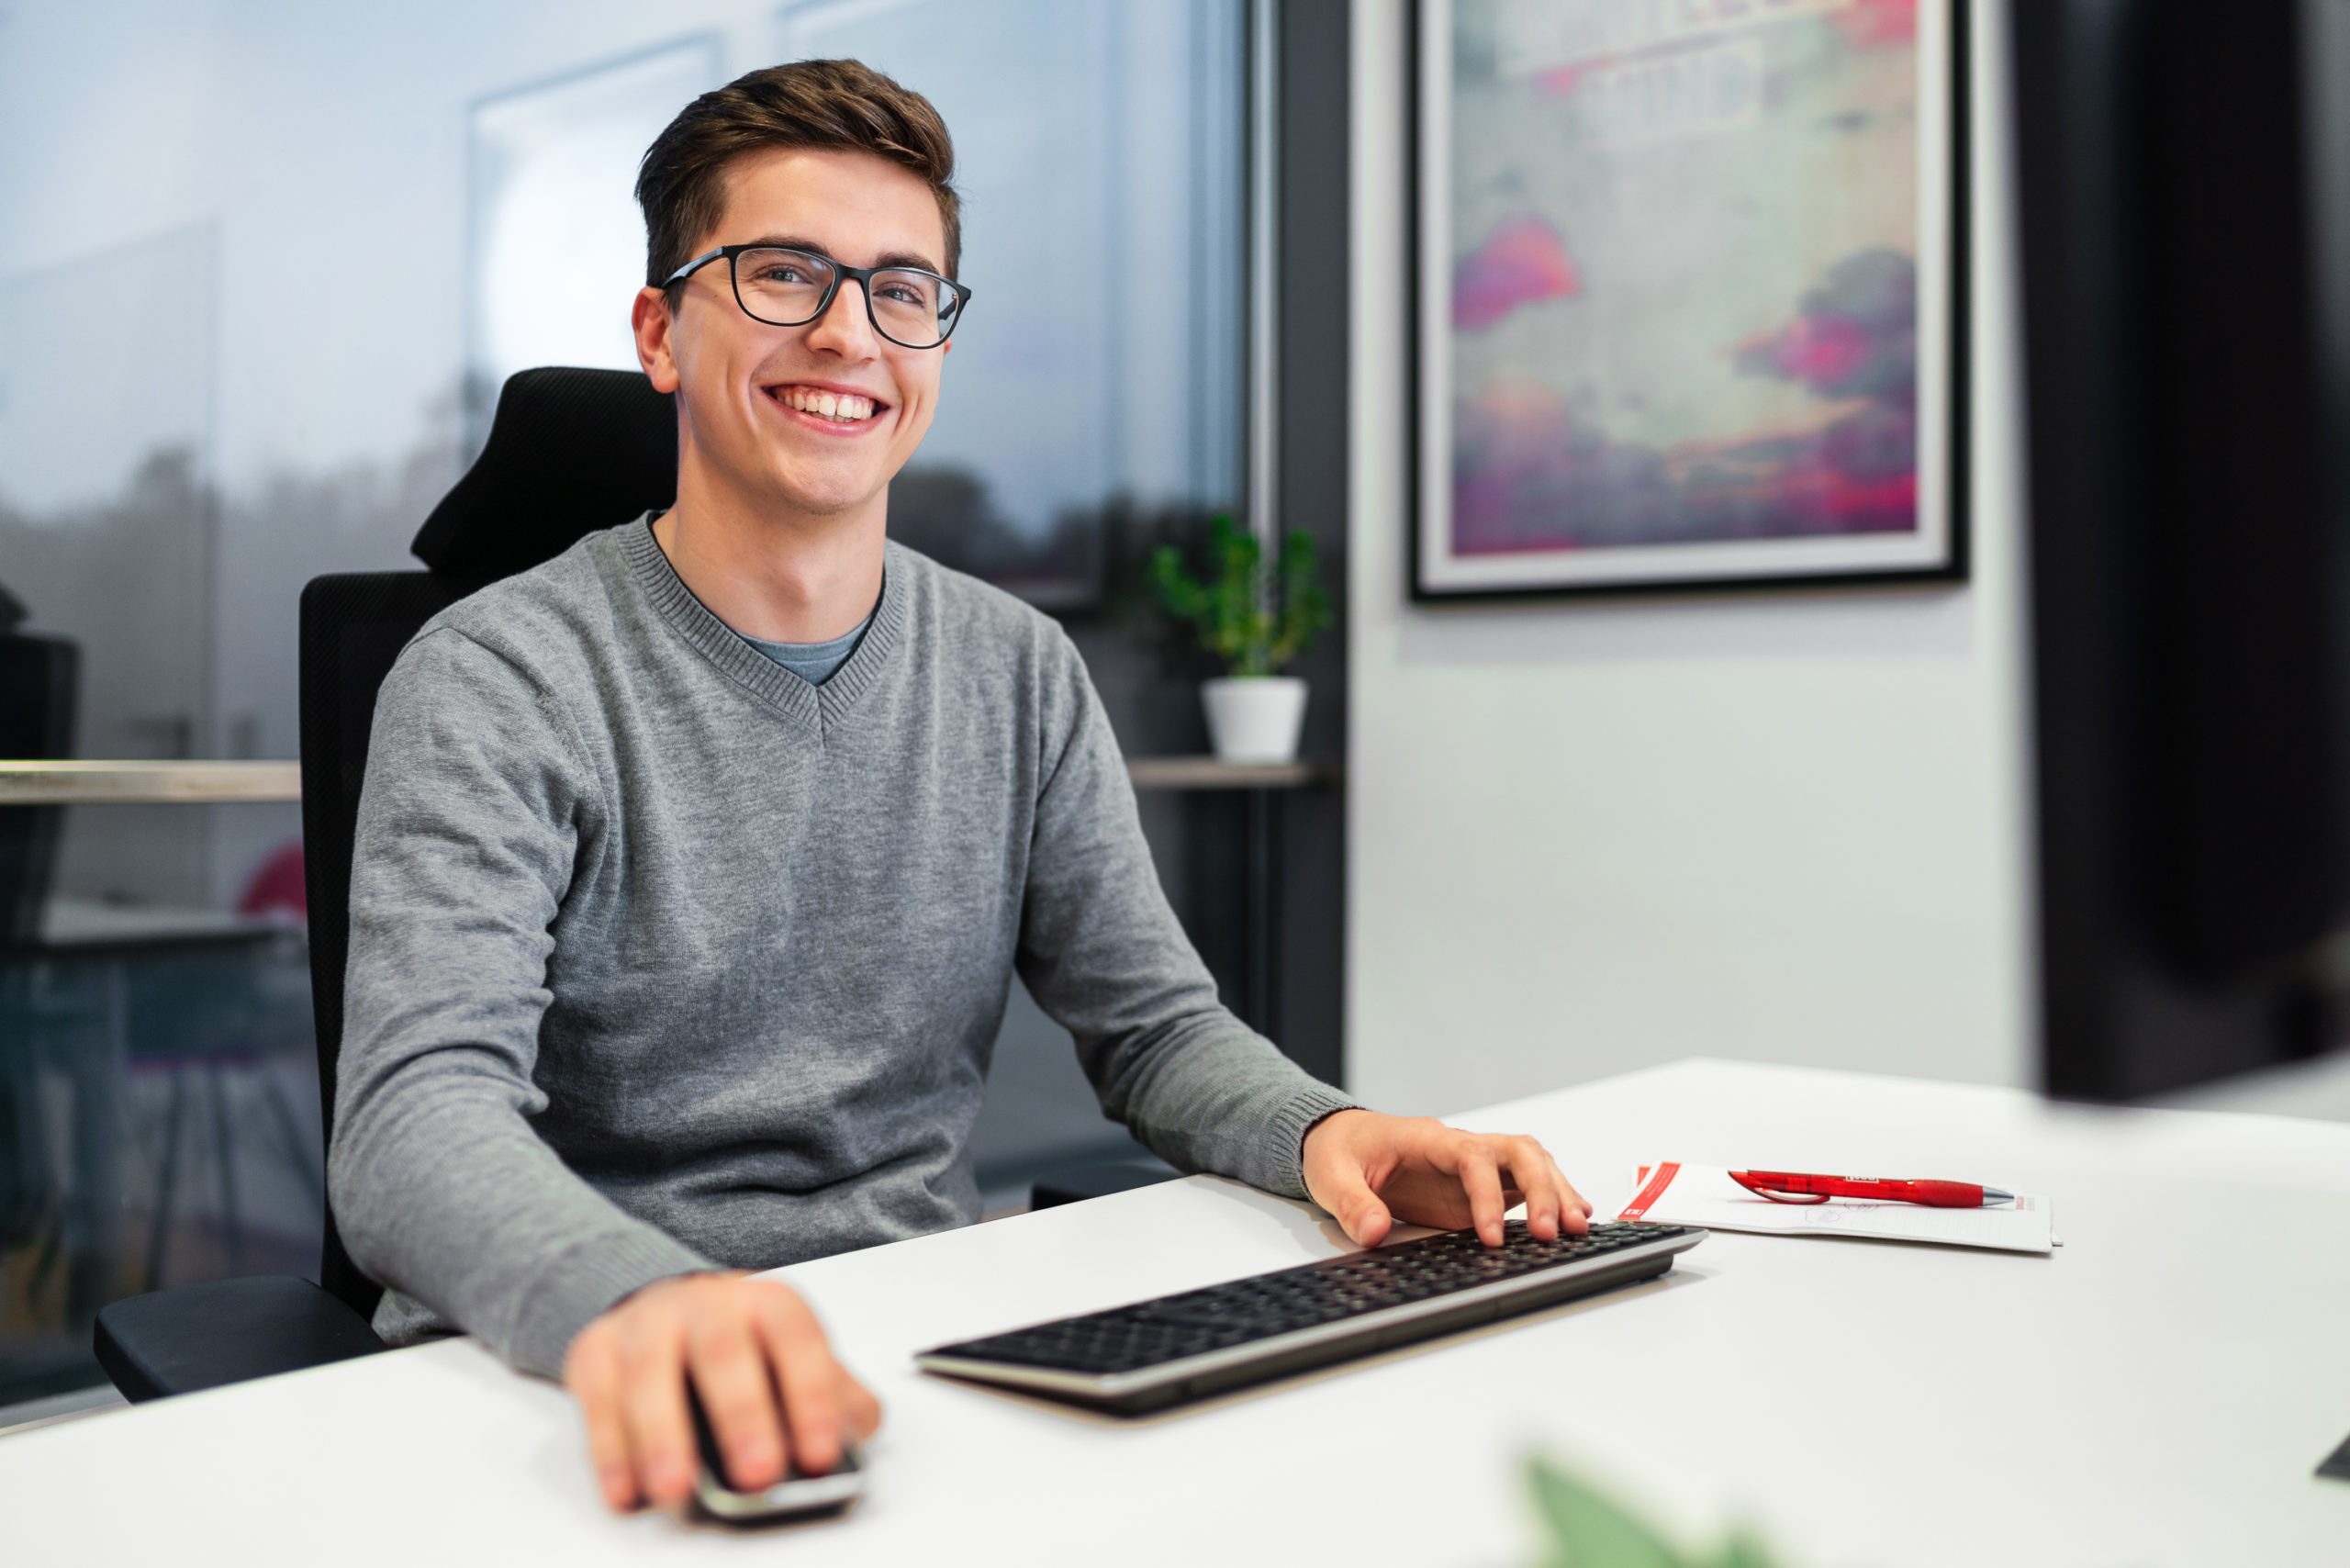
[1527,1455,1791,1568]
[1147,512,1329,678]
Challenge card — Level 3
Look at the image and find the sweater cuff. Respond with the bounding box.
[505,1227,715,1380]
[1262,1084,1365,1203]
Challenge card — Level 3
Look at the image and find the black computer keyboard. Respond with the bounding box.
[914,1218,1706,1414]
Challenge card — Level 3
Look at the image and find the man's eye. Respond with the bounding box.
[757,266,809,285]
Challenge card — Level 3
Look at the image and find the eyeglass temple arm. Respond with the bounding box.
[659,248,729,289]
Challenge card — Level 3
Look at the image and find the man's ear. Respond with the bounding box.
[632,286,683,393]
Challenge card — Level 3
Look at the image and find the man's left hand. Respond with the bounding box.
[1300,1109,1592,1249]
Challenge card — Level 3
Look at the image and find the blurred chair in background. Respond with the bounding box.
[0,590,82,1391]
[123,910,322,1294]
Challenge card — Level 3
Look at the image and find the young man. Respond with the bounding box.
[331,59,1590,1516]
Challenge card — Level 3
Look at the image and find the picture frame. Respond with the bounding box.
[1409,0,1970,602]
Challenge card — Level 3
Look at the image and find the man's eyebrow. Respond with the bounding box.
[744,234,946,275]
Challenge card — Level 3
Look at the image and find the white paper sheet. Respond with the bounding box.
[1617,1162,2056,1255]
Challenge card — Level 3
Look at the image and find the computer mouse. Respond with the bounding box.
[686,1384,866,1523]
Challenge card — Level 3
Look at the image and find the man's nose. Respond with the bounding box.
[804,277,877,357]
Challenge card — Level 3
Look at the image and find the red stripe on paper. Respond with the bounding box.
[1617,1160,1681,1221]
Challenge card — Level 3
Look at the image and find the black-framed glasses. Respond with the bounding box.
[663,243,971,349]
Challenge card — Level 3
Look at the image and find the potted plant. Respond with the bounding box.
[1519,1452,1795,1567]
[1148,513,1330,764]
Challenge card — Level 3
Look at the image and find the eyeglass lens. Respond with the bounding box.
[735,247,957,346]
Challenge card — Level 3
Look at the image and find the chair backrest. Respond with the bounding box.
[0,630,77,951]
[0,626,75,1246]
[298,573,482,1315]
[300,367,675,1319]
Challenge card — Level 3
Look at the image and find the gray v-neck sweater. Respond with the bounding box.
[330,516,1357,1378]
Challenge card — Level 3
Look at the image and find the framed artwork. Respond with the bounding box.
[1411,0,1968,601]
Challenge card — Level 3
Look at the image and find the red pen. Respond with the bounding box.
[1728,1170,2015,1208]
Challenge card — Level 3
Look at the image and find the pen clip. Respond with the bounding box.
[1728,1170,1830,1204]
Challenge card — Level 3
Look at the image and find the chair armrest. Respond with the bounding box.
[94,1274,388,1402]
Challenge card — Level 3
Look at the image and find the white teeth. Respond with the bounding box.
[777,386,875,421]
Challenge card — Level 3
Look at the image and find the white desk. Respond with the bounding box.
[5,1058,2346,1565]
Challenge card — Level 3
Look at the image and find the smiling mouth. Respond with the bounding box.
[765,384,890,425]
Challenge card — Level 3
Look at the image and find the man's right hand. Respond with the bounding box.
[561,1271,884,1512]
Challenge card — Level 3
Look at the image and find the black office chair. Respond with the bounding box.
[92,364,1174,1399]
[1,613,78,1301]
[0,599,76,949]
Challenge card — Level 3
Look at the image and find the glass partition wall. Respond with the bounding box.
[0,0,1259,1415]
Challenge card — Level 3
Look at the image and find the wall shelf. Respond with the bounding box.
[1125,756,1333,790]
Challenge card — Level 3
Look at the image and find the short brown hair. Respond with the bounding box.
[635,59,961,293]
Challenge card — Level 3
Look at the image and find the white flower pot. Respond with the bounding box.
[1201,677,1308,764]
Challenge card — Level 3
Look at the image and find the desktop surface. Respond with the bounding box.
[3,1058,2344,1566]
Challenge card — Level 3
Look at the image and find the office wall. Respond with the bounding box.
[1345,2,2036,1115]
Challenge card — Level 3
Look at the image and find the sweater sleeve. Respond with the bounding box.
[1014,630,1360,1200]
[329,626,711,1380]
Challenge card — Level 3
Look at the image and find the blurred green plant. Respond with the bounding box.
[1527,1456,1790,1568]
[1147,512,1329,678]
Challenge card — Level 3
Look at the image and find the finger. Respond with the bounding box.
[617,1316,694,1508]
[1551,1153,1594,1229]
[1506,1137,1572,1239]
[1318,1159,1393,1248]
[837,1365,884,1444]
[1456,1142,1507,1247]
[1538,1149,1593,1229]
[755,1288,845,1476]
[687,1314,785,1493]
[567,1334,639,1511]
[1508,1163,1553,1238]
